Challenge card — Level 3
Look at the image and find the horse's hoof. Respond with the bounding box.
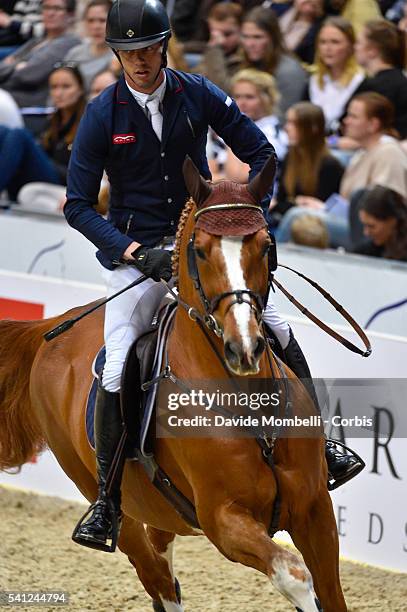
[152,577,182,611]
[295,599,323,612]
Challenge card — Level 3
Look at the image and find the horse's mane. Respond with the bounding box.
[171,197,195,282]
[0,318,50,471]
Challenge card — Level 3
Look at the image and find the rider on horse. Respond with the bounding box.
[64,0,363,551]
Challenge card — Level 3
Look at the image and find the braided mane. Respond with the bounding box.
[171,197,195,283]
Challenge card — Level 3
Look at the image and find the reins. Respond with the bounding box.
[273,265,372,357]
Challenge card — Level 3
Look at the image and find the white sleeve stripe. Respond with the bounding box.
[225,96,232,107]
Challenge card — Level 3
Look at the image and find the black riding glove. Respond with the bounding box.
[130,246,172,282]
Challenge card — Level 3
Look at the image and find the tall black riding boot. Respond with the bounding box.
[72,385,125,552]
[283,329,364,489]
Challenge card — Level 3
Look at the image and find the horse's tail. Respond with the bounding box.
[0,317,57,471]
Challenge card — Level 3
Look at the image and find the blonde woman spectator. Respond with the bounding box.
[240,6,308,116]
[306,17,364,134]
[279,0,325,64]
[64,0,113,92]
[195,2,243,93]
[340,0,381,34]
[209,69,288,181]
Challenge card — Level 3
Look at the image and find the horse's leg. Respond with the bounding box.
[199,502,320,612]
[289,492,347,612]
[146,527,182,608]
[118,516,183,612]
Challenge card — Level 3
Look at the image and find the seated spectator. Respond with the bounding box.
[89,69,117,99]
[270,101,344,225]
[240,6,309,117]
[210,68,288,180]
[0,63,85,204]
[306,16,365,134]
[353,185,407,261]
[195,2,243,93]
[0,0,43,58]
[324,0,381,33]
[0,0,79,108]
[291,213,330,248]
[275,92,407,245]
[279,0,325,64]
[341,92,407,198]
[0,88,23,127]
[64,0,113,93]
[352,18,407,138]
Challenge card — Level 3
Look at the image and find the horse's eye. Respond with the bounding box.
[196,247,205,260]
[262,242,271,257]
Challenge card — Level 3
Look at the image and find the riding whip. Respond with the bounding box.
[43,274,148,342]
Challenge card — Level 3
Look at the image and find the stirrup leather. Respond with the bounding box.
[72,497,121,553]
[326,439,365,491]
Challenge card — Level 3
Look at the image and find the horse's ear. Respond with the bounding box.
[247,155,277,202]
[183,156,212,207]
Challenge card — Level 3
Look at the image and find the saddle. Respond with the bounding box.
[86,298,177,457]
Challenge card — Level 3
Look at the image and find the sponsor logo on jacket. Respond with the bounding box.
[112,133,136,144]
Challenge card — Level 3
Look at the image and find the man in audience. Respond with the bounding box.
[195,2,243,92]
[0,0,80,108]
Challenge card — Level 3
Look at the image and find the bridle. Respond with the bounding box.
[186,203,276,337]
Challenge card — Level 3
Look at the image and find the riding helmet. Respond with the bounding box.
[105,0,171,50]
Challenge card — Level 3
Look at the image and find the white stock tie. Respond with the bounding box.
[146,98,163,141]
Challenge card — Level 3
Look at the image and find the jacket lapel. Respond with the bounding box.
[161,69,184,148]
[115,76,155,137]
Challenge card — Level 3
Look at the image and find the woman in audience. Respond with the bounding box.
[306,16,365,134]
[353,18,407,138]
[240,6,309,116]
[270,101,344,225]
[279,0,325,64]
[64,0,113,93]
[275,92,407,246]
[213,69,287,183]
[353,185,407,261]
[0,64,85,205]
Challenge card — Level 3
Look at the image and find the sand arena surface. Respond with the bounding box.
[1,485,406,611]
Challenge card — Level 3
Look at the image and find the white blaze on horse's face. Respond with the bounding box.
[219,236,263,376]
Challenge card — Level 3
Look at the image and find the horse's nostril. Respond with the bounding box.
[224,340,240,365]
[253,335,265,359]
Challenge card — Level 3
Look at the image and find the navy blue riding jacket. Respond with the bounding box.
[64,69,276,269]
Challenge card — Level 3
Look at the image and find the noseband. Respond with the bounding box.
[187,203,276,337]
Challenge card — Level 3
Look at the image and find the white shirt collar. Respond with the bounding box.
[126,71,167,109]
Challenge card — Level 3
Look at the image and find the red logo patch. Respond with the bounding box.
[112,133,136,144]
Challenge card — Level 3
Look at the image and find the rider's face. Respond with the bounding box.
[117,42,164,93]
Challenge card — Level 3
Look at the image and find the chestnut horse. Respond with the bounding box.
[0,157,347,611]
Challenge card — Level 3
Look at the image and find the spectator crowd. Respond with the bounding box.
[1,0,407,262]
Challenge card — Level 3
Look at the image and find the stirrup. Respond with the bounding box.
[71,498,121,553]
[326,439,365,491]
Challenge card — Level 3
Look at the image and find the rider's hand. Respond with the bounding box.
[130,246,172,282]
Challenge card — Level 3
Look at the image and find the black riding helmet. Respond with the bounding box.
[106,0,171,67]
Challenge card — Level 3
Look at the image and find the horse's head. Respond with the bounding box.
[181,155,276,376]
